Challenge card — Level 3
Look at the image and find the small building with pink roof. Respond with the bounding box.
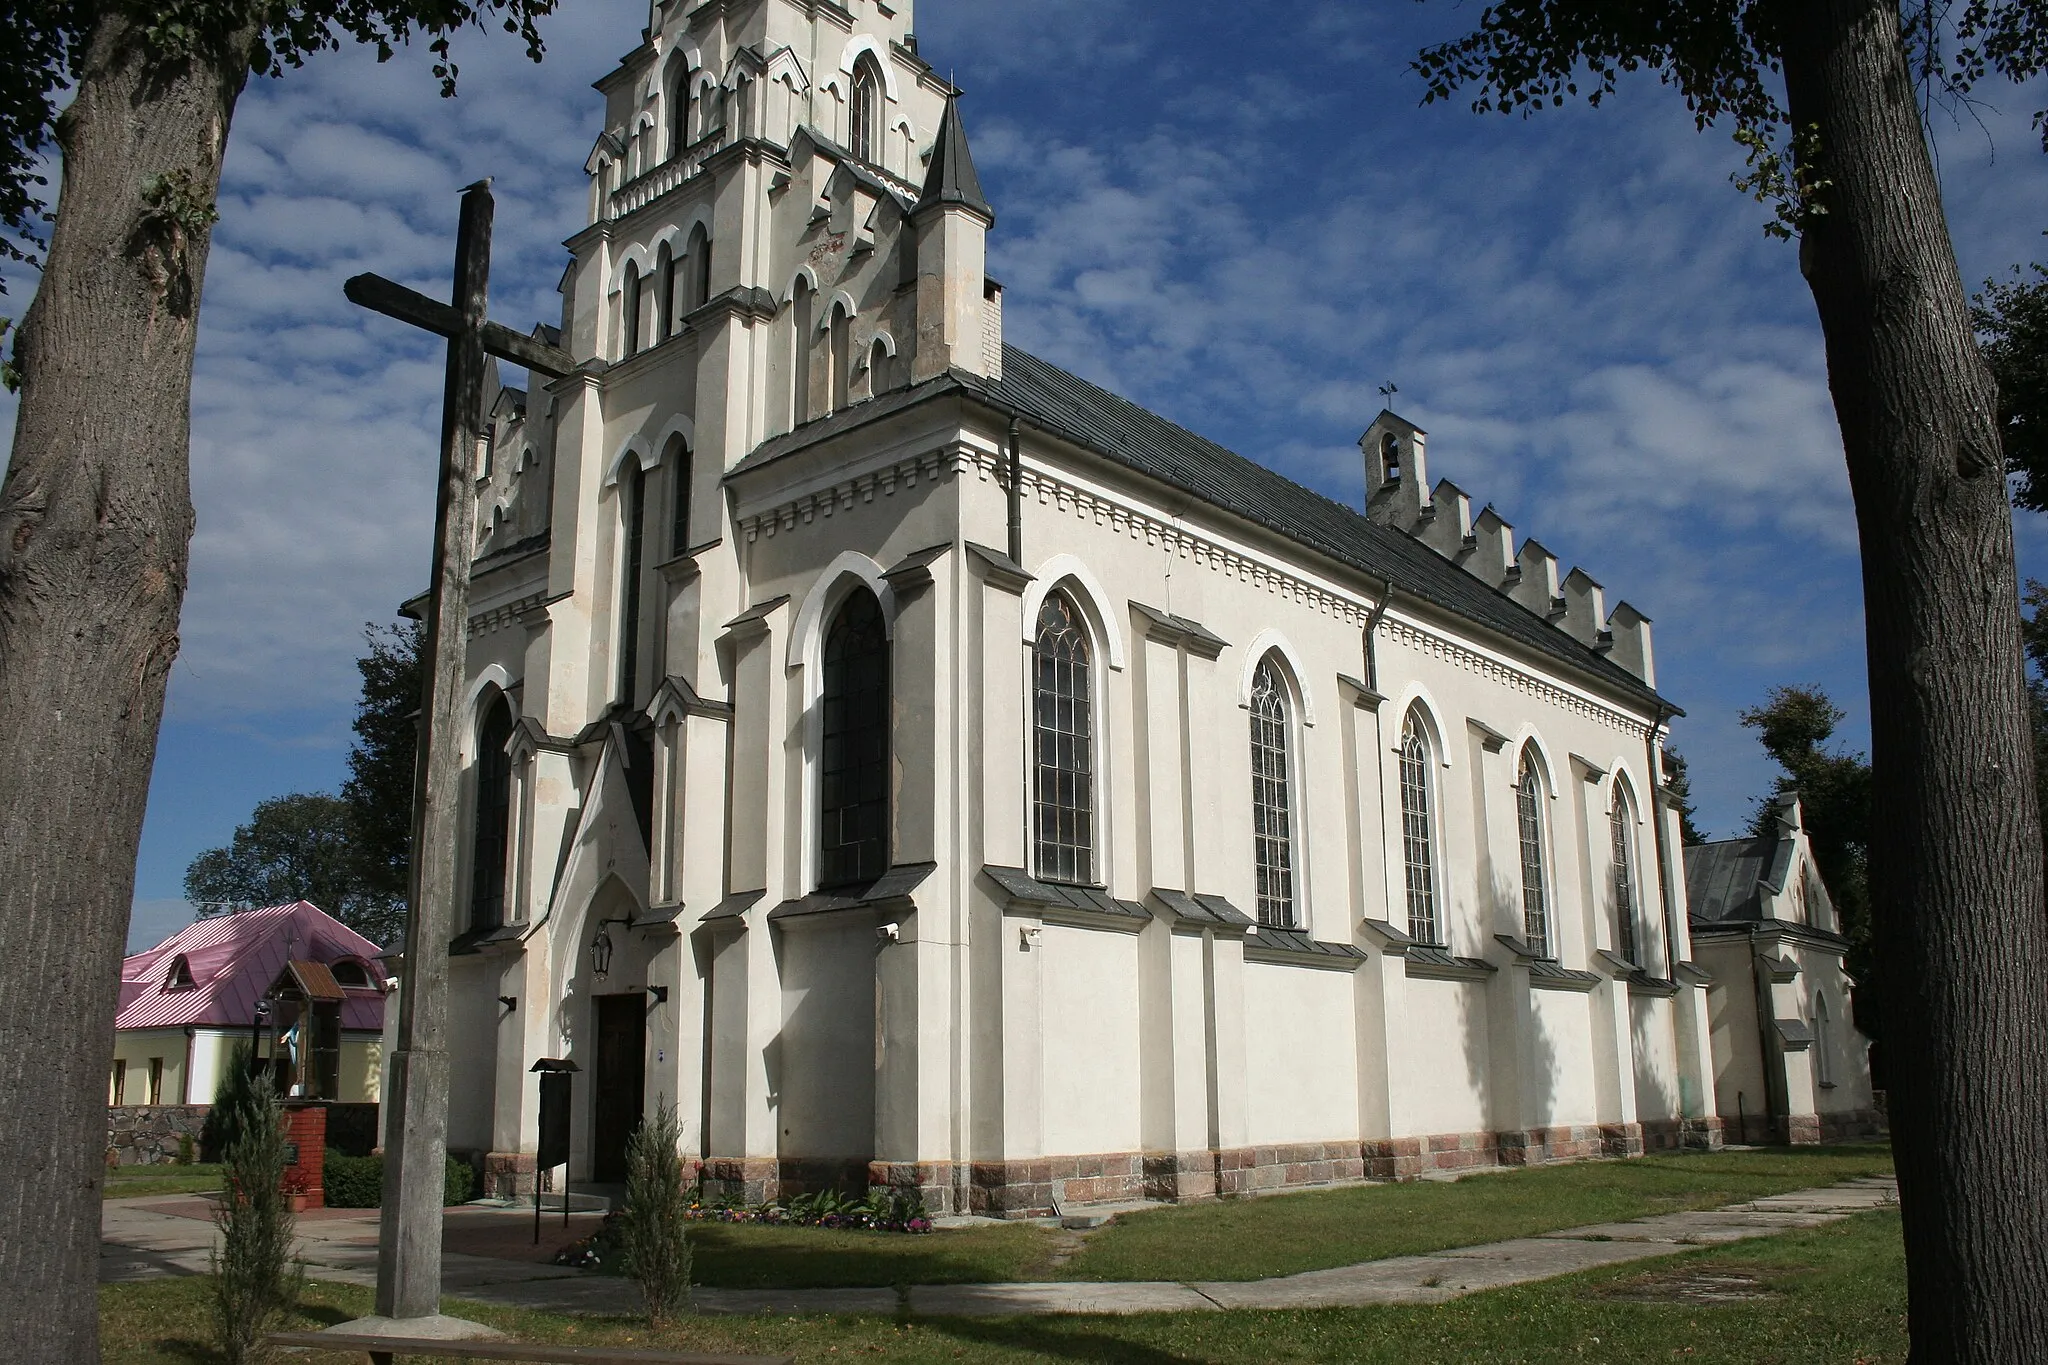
[111,901,390,1109]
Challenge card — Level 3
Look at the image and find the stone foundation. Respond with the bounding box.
[686,1119,1743,1219]
[483,1151,537,1198]
[1818,1108,1886,1142]
[106,1104,208,1166]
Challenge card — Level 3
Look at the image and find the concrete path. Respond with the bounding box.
[102,1176,1896,1318]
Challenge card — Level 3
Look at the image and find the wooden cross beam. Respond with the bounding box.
[344,272,574,380]
[341,179,570,1324]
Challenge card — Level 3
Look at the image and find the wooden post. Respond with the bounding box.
[343,181,572,1324]
[373,179,491,1319]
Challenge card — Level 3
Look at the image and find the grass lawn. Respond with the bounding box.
[104,1163,222,1201]
[1059,1145,1896,1283]
[99,1208,1911,1363]
[674,1145,1894,1287]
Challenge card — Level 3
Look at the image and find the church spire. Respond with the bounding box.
[913,90,993,223]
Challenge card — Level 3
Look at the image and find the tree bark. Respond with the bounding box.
[0,12,255,1360]
[1780,0,2048,1356]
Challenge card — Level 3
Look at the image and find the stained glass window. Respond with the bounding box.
[1033,592,1095,885]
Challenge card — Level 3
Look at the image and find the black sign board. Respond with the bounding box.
[537,1073,572,1170]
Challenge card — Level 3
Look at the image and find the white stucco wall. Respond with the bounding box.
[1040,925,1141,1156]
[1242,962,1359,1144]
[1396,978,1490,1136]
[778,920,879,1160]
[1530,988,1599,1127]
[1629,994,1682,1121]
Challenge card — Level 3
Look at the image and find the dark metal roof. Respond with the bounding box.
[982,865,1148,922]
[912,92,992,222]
[1244,926,1368,965]
[767,863,936,921]
[1149,888,1255,930]
[729,347,1672,712]
[1685,835,1774,924]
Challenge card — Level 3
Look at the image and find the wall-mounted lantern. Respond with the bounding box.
[590,923,614,980]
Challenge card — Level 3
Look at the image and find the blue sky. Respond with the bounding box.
[5,0,2046,952]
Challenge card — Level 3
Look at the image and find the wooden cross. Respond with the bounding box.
[344,180,573,1321]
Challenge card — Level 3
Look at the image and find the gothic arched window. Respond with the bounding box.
[850,57,881,163]
[869,337,895,394]
[618,462,647,706]
[621,262,642,359]
[819,588,890,887]
[670,70,693,156]
[1611,784,1641,963]
[1034,591,1095,885]
[667,437,693,558]
[1815,993,1836,1087]
[1399,709,1440,945]
[790,277,815,425]
[655,244,675,344]
[471,695,514,931]
[1516,749,1552,958]
[1249,656,1296,928]
[829,303,853,413]
[686,224,712,311]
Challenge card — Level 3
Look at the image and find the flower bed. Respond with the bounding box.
[553,1188,933,1270]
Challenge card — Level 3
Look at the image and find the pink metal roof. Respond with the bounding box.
[117,902,389,1033]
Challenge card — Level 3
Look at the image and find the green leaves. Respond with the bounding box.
[1731,122,1831,241]
[1975,253,2048,511]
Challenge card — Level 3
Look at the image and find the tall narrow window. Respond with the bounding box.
[111,1060,126,1106]
[147,1057,164,1106]
[1516,750,1551,958]
[851,57,881,163]
[668,439,693,558]
[791,279,814,424]
[1815,994,1835,1086]
[471,694,514,931]
[829,304,852,413]
[1611,787,1640,963]
[670,74,692,156]
[621,262,641,359]
[1399,710,1440,945]
[694,232,713,309]
[618,463,647,706]
[1249,657,1295,927]
[819,588,890,888]
[655,245,675,343]
[1034,591,1095,884]
[869,337,894,394]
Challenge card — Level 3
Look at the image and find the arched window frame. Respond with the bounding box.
[1610,777,1643,964]
[789,276,815,425]
[1516,745,1554,959]
[1248,653,1301,928]
[668,61,694,157]
[616,460,650,707]
[1814,992,1836,1087]
[654,243,675,344]
[850,55,882,163]
[817,587,891,888]
[686,223,713,312]
[666,435,694,559]
[1397,705,1444,947]
[470,692,515,932]
[1032,587,1101,886]
[620,261,642,359]
[828,299,854,413]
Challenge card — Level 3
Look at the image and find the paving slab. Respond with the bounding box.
[910,1282,1216,1316]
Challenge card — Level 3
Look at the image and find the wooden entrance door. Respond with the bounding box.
[591,993,646,1183]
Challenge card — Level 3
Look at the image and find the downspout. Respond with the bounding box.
[1005,415,1024,567]
[1645,704,1680,978]
[182,1026,195,1106]
[1364,582,1396,922]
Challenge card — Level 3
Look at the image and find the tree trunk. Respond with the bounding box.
[1780,0,2048,1355]
[0,13,254,1360]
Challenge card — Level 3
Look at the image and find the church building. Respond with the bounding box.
[428,0,1867,1214]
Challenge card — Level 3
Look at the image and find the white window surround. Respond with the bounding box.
[1018,555,1126,669]
[1248,650,1310,929]
[1236,628,1316,726]
[788,554,901,894]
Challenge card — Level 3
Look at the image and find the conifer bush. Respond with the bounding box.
[198,1044,264,1163]
[621,1102,692,1324]
[209,1076,302,1365]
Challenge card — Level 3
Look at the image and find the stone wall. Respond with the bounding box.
[106,1105,208,1166]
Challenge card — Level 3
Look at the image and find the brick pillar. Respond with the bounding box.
[281,1102,328,1209]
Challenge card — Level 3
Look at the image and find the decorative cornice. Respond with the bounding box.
[736,446,974,540]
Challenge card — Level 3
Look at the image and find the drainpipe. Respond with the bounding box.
[1645,705,1680,978]
[1363,582,1394,694]
[1005,416,1024,568]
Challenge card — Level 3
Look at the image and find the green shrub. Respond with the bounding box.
[319,1151,476,1208]
[621,1103,692,1323]
[199,1043,263,1164]
[210,1076,302,1365]
[323,1151,382,1208]
[176,1132,196,1166]
[444,1155,475,1205]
